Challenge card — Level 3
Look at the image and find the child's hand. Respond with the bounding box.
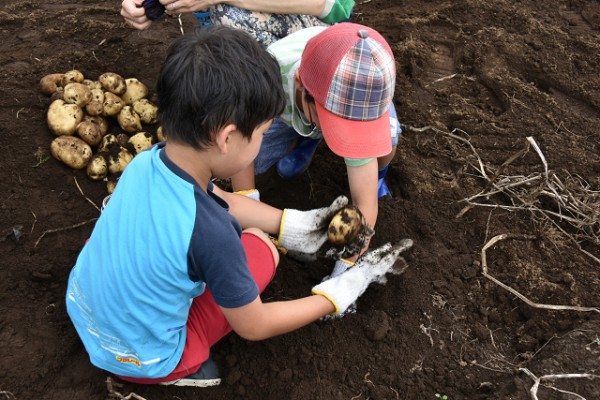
[312,240,413,315]
[277,195,349,254]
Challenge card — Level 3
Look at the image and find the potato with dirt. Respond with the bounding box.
[328,205,364,246]
[63,83,92,108]
[107,146,134,174]
[50,136,93,170]
[102,92,124,117]
[326,205,375,259]
[61,69,84,86]
[86,153,108,181]
[83,115,108,136]
[122,78,148,105]
[47,99,84,136]
[98,134,118,153]
[133,98,158,124]
[128,132,155,154]
[99,72,127,95]
[118,106,142,133]
[85,88,105,116]
[39,73,64,96]
[76,120,104,146]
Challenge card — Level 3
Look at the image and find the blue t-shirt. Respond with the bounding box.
[66,143,259,378]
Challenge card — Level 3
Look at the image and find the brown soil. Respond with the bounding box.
[1,1,599,399]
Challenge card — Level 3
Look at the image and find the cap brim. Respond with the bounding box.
[315,102,393,159]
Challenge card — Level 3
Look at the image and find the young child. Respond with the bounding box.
[65,26,408,387]
[231,22,401,275]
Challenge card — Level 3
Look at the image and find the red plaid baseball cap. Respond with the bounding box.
[299,23,396,159]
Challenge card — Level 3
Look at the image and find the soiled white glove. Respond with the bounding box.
[312,239,413,315]
[278,195,348,254]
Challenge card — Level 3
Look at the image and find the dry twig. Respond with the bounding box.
[481,234,600,313]
[519,368,599,400]
[74,177,101,212]
[106,377,148,400]
[34,218,97,248]
[406,125,599,263]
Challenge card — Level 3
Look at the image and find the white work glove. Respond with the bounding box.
[312,239,414,315]
[278,195,349,254]
[234,189,260,201]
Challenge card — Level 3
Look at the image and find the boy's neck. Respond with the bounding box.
[163,141,213,191]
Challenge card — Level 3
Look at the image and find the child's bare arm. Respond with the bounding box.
[221,295,334,341]
[213,184,283,233]
[346,159,379,260]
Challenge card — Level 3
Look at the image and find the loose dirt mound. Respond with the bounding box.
[0,1,598,399]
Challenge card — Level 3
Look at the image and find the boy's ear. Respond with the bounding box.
[214,124,238,154]
[294,70,305,91]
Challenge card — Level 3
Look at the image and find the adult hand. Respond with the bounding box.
[160,0,215,14]
[312,239,413,315]
[121,0,153,30]
[278,195,349,255]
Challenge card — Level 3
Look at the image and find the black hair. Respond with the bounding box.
[156,26,285,149]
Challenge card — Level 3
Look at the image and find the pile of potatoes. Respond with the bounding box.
[40,70,165,193]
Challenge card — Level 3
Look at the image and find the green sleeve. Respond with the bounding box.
[320,0,355,24]
[344,157,374,167]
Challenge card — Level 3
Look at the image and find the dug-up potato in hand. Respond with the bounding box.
[50,136,93,170]
[47,99,83,136]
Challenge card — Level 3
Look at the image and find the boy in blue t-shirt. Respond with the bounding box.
[66,26,410,388]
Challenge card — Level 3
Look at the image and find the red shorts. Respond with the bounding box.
[119,231,277,384]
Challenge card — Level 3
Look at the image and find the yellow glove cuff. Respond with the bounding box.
[312,288,340,315]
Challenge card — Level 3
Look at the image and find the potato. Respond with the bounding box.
[50,87,64,102]
[83,115,108,136]
[117,106,142,133]
[85,100,103,116]
[116,133,130,147]
[132,99,158,125]
[156,126,166,142]
[128,132,155,154]
[122,78,148,105]
[107,146,134,174]
[63,83,92,107]
[327,205,365,246]
[102,92,124,117]
[76,120,103,146]
[106,173,121,194]
[47,99,83,136]
[99,72,127,95]
[98,134,118,153]
[86,154,108,181]
[39,73,64,96]
[50,136,93,170]
[61,70,84,86]
[82,79,102,90]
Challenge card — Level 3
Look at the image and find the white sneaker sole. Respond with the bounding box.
[160,377,221,387]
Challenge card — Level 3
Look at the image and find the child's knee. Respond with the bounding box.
[243,227,280,267]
